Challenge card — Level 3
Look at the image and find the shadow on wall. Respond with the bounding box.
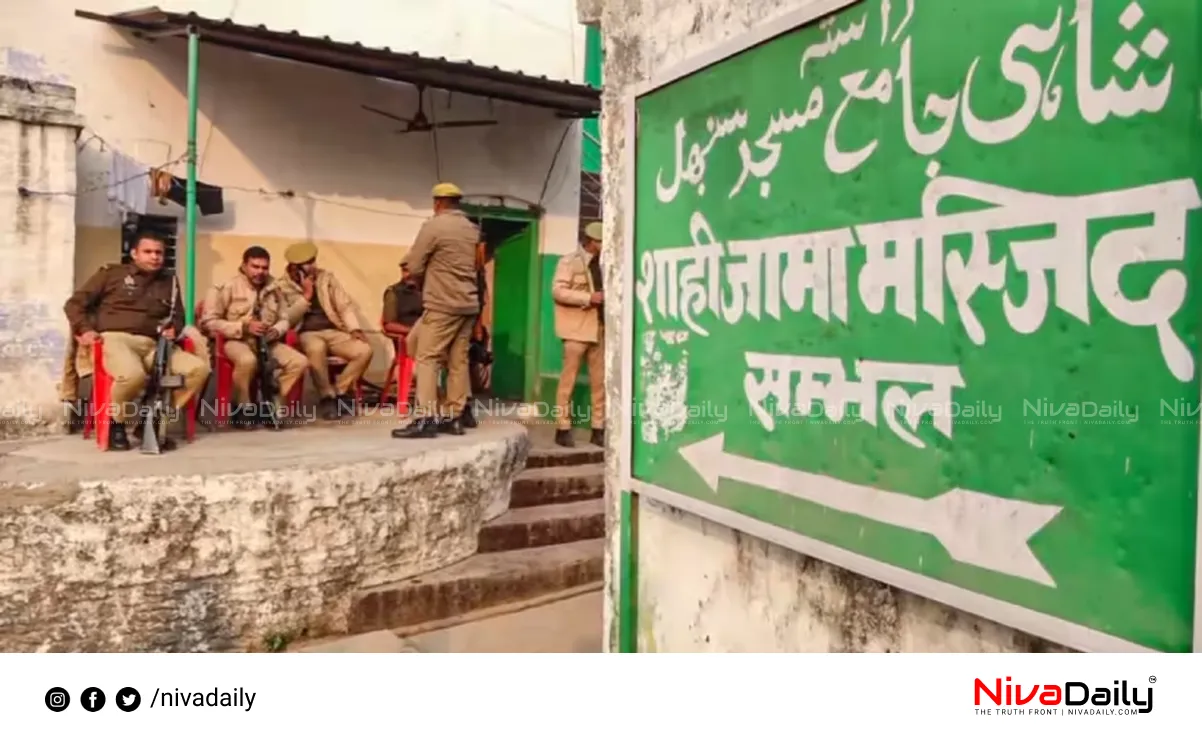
[102,33,578,222]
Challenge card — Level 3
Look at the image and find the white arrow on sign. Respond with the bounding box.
[679,434,1063,586]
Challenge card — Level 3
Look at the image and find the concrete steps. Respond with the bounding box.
[511,463,604,508]
[349,539,604,634]
[478,500,605,552]
[526,445,604,469]
[346,437,606,638]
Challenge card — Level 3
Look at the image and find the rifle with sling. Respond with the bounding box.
[140,272,184,455]
[252,289,281,430]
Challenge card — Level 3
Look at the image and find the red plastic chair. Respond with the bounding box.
[381,331,415,415]
[196,302,237,428]
[82,335,198,450]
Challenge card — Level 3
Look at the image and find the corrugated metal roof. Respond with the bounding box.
[74,6,602,117]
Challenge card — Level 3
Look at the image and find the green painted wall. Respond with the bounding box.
[527,25,603,425]
[583,24,603,174]
[629,0,1200,651]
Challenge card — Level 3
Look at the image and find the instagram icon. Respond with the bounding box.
[45,687,70,711]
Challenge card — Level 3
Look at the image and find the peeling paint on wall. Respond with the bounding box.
[0,72,82,438]
[638,329,689,444]
[0,48,70,86]
[0,302,66,372]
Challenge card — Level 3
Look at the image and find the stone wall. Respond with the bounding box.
[0,425,529,652]
[0,75,82,439]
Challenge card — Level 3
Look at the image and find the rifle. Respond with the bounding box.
[141,273,185,455]
[253,291,281,430]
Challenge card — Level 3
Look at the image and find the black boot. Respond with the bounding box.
[590,428,605,448]
[108,421,131,451]
[392,417,439,439]
[461,399,478,429]
[439,417,465,436]
[555,429,575,448]
[232,405,260,430]
[319,396,339,421]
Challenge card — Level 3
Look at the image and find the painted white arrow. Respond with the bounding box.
[679,434,1062,586]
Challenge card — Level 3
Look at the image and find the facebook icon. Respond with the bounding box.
[81,687,106,712]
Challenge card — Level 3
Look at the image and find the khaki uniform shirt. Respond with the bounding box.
[277,269,363,333]
[403,209,481,315]
[200,272,297,340]
[552,249,601,343]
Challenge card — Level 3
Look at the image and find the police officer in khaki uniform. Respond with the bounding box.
[63,230,211,451]
[551,221,605,448]
[393,182,481,439]
[278,242,374,420]
[201,245,309,428]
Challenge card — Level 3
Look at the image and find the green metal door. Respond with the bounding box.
[490,225,534,401]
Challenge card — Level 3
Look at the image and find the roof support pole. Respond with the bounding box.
[184,25,199,324]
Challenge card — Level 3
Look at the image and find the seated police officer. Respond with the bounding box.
[381,261,425,340]
[201,245,309,429]
[63,231,211,451]
[278,242,373,420]
[382,261,424,408]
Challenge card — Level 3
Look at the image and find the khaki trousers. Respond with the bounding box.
[405,319,446,408]
[556,337,604,431]
[298,329,373,398]
[223,340,309,403]
[414,310,475,418]
[405,318,422,359]
[100,331,211,424]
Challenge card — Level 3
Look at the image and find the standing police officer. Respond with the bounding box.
[551,222,605,448]
[393,183,480,439]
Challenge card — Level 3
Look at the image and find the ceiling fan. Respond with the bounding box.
[362,85,498,134]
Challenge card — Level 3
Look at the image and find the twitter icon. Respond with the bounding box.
[115,687,141,712]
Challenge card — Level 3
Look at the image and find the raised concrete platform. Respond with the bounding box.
[0,418,529,651]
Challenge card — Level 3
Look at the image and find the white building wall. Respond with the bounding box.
[0,0,588,401]
[594,0,1065,652]
[0,78,83,437]
[1,0,585,243]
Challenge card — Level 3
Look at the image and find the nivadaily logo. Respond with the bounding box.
[974,676,1154,715]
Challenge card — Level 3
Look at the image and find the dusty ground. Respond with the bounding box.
[298,590,603,653]
[405,590,602,652]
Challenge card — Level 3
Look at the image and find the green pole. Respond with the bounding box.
[184,26,199,325]
[618,489,639,652]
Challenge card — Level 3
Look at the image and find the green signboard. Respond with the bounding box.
[621,0,1201,652]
